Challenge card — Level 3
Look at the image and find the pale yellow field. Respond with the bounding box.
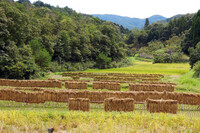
[85,58,190,75]
[0,110,199,133]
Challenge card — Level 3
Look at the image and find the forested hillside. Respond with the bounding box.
[1,0,200,79]
[0,0,129,79]
[125,9,200,76]
[126,13,198,63]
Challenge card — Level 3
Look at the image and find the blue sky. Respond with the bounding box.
[28,0,200,18]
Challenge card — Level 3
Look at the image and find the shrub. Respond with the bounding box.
[153,51,171,63]
[193,61,200,78]
[49,62,64,72]
[189,42,200,68]
[153,50,188,63]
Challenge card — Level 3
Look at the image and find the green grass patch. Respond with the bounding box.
[175,70,200,93]
[128,56,153,62]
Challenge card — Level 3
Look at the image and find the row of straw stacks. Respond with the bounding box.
[93,82,121,90]
[95,80,132,83]
[62,72,104,78]
[94,76,136,82]
[147,99,178,114]
[65,81,88,89]
[0,89,199,105]
[0,79,62,88]
[62,72,164,79]
[11,87,44,91]
[139,81,177,86]
[104,98,135,112]
[107,73,164,78]
[68,98,90,111]
[129,84,174,92]
[58,79,91,83]
[164,92,200,105]
[139,78,160,82]
[0,89,45,103]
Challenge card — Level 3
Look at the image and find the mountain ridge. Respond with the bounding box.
[92,14,167,29]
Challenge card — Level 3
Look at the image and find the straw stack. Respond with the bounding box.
[26,92,45,104]
[140,81,176,86]
[104,98,135,112]
[92,82,106,89]
[105,82,120,91]
[65,81,88,89]
[129,84,174,92]
[68,98,90,111]
[147,99,178,114]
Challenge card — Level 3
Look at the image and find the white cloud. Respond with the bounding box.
[29,0,200,18]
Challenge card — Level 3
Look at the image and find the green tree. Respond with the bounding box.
[29,39,51,68]
[144,18,149,30]
[17,0,31,4]
[190,10,200,47]
[96,53,111,69]
[53,30,71,63]
[189,42,200,68]
[35,49,51,68]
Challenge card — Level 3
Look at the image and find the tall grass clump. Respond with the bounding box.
[176,70,200,93]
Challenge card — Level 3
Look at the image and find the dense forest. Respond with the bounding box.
[1,0,200,79]
[0,0,130,79]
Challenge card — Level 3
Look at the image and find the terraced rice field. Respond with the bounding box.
[0,58,198,133]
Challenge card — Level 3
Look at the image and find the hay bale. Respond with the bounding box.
[68,98,90,111]
[56,90,69,102]
[0,89,13,101]
[44,90,57,102]
[180,93,200,105]
[92,82,106,89]
[13,91,27,103]
[105,82,120,91]
[147,99,178,114]
[104,98,135,112]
